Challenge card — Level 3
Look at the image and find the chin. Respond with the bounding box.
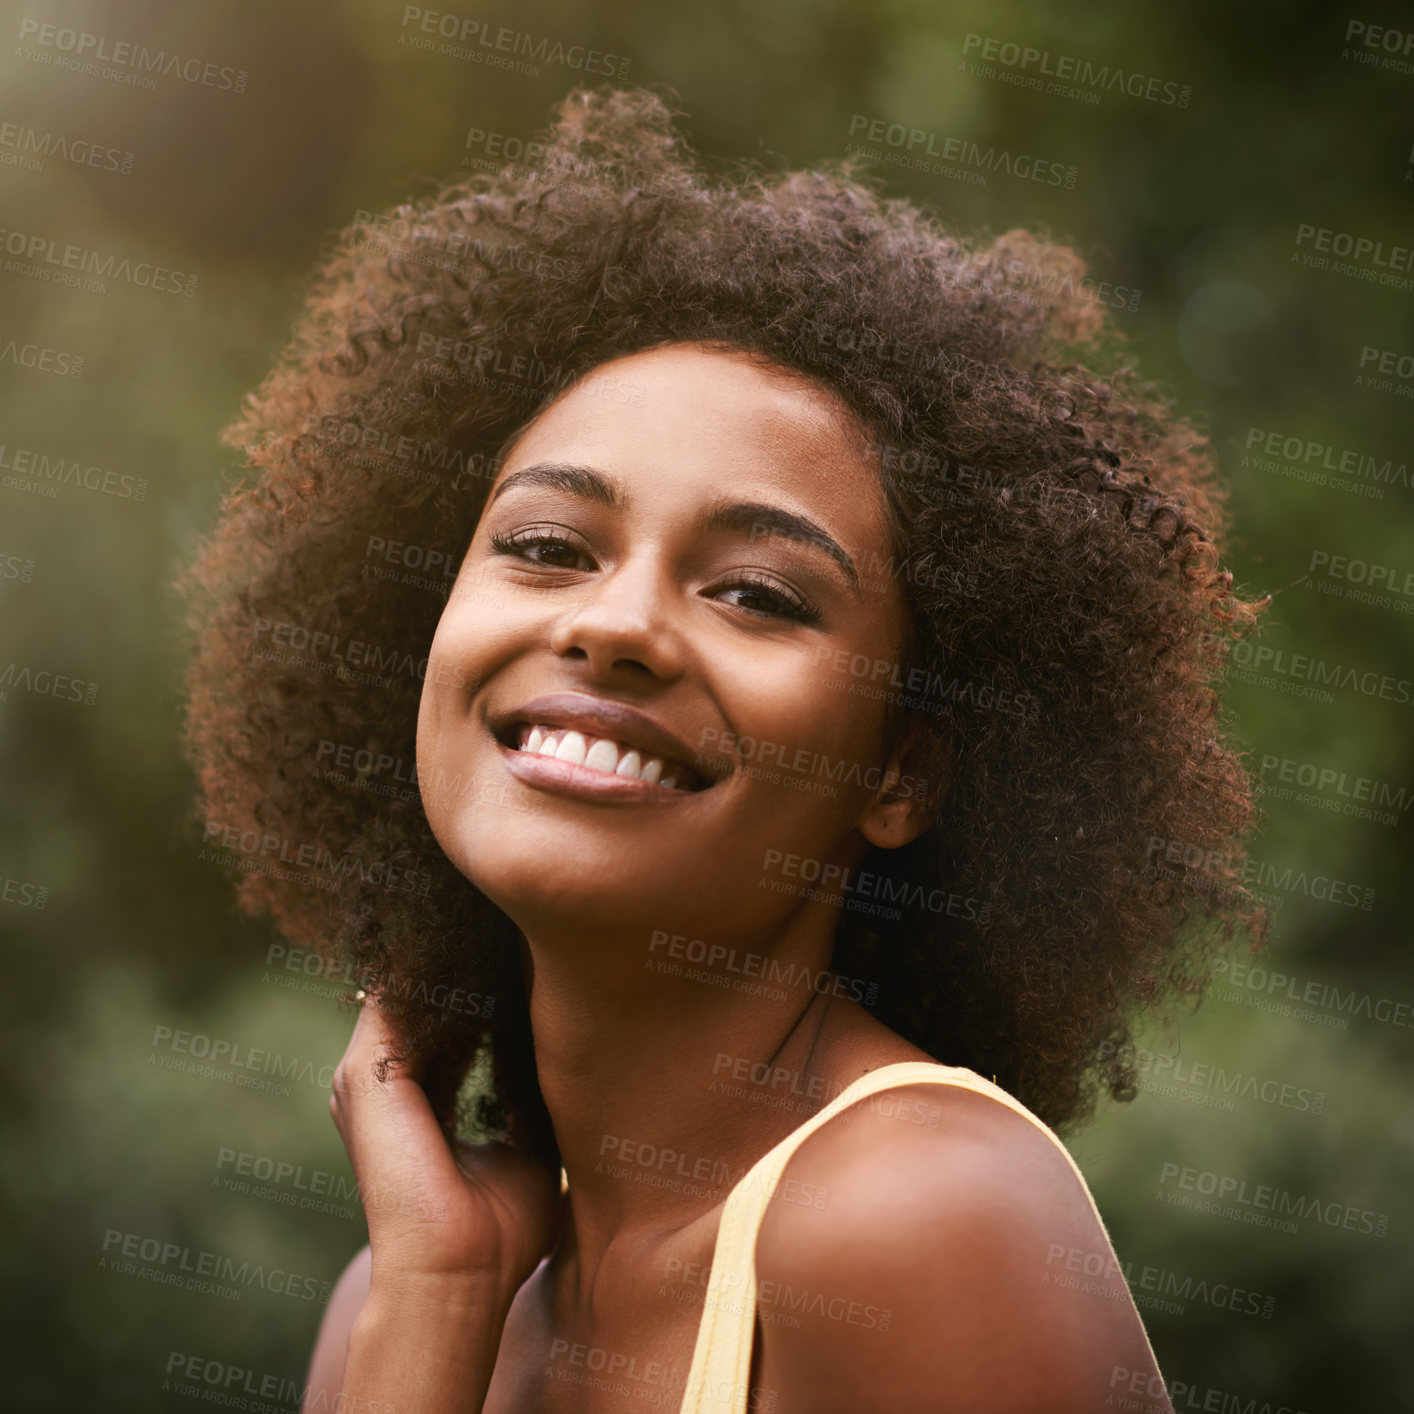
[448,831,644,927]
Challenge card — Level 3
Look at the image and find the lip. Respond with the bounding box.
[487,691,727,793]
[495,739,710,804]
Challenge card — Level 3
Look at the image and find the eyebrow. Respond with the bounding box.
[488,462,861,589]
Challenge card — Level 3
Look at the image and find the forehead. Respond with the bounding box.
[492,343,889,541]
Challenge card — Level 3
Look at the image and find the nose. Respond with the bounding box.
[547,552,688,681]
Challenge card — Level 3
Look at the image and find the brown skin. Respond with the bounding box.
[302,345,1172,1413]
[186,88,1269,1146]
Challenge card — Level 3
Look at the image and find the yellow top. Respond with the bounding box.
[675,1059,1155,1414]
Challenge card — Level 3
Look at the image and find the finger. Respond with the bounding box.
[329,994,464,1204]
[342,990,428,1086]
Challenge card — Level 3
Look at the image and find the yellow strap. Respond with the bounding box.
[675,1060,1144,1414]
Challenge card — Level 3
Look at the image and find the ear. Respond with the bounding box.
[858,714,944,850]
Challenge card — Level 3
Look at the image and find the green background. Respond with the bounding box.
[2,0,1411,1408]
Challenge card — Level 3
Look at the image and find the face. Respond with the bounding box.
[416,342,931,944]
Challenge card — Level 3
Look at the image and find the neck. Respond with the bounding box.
[513,895,868,1276]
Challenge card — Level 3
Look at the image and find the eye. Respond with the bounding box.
[487,527,593,570]
[714,572,822,625]
[488,528,822,624]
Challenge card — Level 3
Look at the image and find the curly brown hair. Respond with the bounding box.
[178,84,1267,1151]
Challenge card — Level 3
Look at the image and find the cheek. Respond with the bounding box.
[416,623,456,757]
[736,658,885,779]
[414,676,441,793]
[415,620,481,829]
[714,695,881,851]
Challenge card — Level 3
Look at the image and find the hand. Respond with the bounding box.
[329,992,563,1300]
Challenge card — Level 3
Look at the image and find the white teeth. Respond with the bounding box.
[512,723,696,789]
[584,738,620,772]
[553,730,588,765]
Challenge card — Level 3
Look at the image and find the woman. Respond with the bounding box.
[180,85,1266,1413]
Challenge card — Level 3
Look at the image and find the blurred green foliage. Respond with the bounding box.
[2,0,1410,1408]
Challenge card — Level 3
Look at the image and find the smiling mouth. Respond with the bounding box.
[498,722,711,792]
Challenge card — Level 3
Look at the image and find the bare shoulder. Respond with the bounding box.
[752,1083,1172,1414]
[300,1243,372,1413]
